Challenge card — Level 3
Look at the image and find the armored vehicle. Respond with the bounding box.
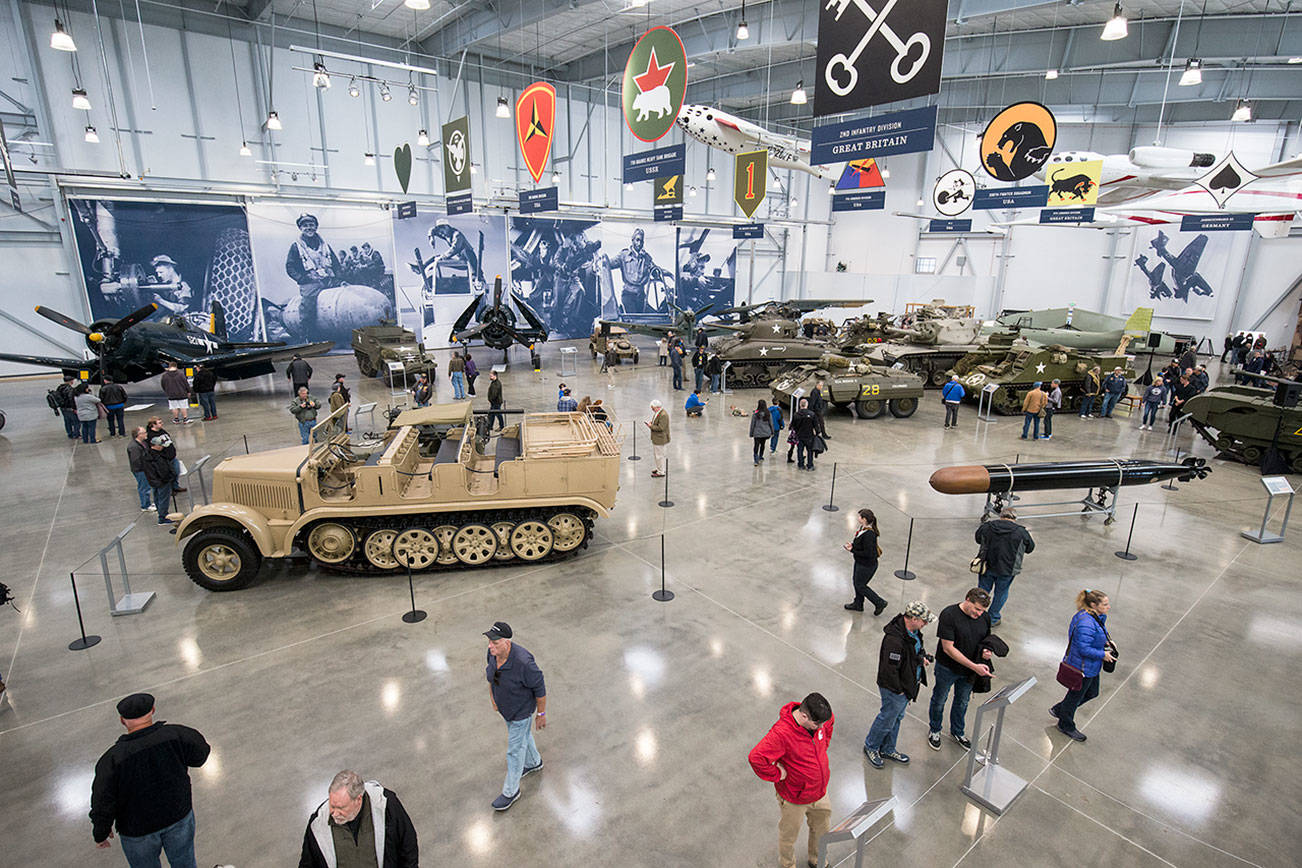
[175,401,621,591]
[352,321,438,385]
[589,324,640,364]
[711,331,828,387]
[770,354,925,419]
[1185,380,1302,472]
[863,315,991,386]
[950,345,1134,415]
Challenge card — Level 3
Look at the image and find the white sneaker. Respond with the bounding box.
[146,504,157,511]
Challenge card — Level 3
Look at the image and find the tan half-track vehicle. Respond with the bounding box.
[175,401,621,590]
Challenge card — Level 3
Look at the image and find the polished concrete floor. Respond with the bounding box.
[0,345,1298,867]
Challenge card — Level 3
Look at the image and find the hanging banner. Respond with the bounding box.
[932,169,975,216]
[519,187,559,213]
[979,102,1056,182]
[1045,159,1102,207]
[929,218,972,232]
[814,0,948,117]
[442,115,472,195]
[395,201,418,220]
[733,223,764,239]
[623,144,685,184]
[831,190,886,212]
[809,104,937,165]
[394,210,509,345]
[447,193,473,215]
[734,150,768,219]
[1192,154,1257,208]
[654,206,683,222]
[393,143,412,194]
[516,82,556,184]
[835,158,886,190]
[973,186,1049,210]
[653,174,684,206]
[1181,213,1255,232]
[622,26,689,143]
[1039,207,1095,224]
[1126,227,1236,319]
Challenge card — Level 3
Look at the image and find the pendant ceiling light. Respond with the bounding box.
[417,129,430,146]
[239,141,252,157]
[1231,100,1251,122]
[496,96,510,118]
[1179,58,1202,86]
[790,81,808,105]
[84,124,99,143]
[364,152,376,166]
[408,84,419,106]
[71,87,92,110]
[1101,3,1128,41]
[706,167,716,182]
[736,2,749,40]
[51,18,77,52]
[312,61,330,89]
[266,110,282,130]
[1044,69,1059,80]
[404,0,431,9]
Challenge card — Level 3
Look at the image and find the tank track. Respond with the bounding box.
[728,359,815,388]
[296,506,595,575]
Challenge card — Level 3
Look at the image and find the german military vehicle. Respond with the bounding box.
[352,321,438,385]
[862,311,991,386]
[1185,378,1302,472]
[770,354,926,419]
[949,345,1134,415]
[589,324,640,364]
[710,329,828,387]
[175,402,621,590]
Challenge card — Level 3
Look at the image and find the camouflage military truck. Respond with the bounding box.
[175,401,621,590]
[589,324,640,364]
[352,321,438,385]
[770,354,926,419]
[949,344,1135,415]
[1185,379,1302,472]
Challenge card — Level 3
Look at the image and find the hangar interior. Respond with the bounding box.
[0,1,1299,866]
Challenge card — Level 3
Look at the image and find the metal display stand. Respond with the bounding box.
[721,361,734,395]
[94,522,155,616]
[1163,412,1192,454]
[976,383,999,423]
[180,455,212,511]
[354,401,379,431]
[960,676,1037,815]
[814,797,896,868]
[387,361,408,406]
[1242,476,1295,544]
[558,346,578,376]
[983,486,1117,524]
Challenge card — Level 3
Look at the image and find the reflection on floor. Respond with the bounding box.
[0,346,1294,867]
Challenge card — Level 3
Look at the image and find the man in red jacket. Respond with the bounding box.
[748,693,834,868]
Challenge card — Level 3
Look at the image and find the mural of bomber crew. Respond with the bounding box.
[606,227,668,314]
[284,212,343,336]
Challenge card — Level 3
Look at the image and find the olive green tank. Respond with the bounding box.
[711,330,828,388]
[949,345,1135,415]
[1184,379,1302,472]
[770,354,926,419]
[351,321,438,385]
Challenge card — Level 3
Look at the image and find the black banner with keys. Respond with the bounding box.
[815,0,949,117]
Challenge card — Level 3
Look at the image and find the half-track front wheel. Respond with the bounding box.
[183,526,262,591]
[547,512,586,552]
[889,397,919,418]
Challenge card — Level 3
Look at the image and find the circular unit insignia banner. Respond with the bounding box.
[622,26,689,143]
[980,102,1057,182]
[933,169,976,216]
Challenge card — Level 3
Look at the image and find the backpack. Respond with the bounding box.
[46,390,62,414]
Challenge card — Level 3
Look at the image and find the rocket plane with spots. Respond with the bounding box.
[675,104,835,180]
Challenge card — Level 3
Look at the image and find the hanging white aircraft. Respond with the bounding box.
[675,104,836,179]
[1038,147,1223,206]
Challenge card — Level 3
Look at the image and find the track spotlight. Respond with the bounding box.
[408,85,419,106]
[312,62,330,89]
[379,83,392,102]
[348,77,360,98]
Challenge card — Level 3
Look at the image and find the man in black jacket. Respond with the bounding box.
[57,374,80,439]
[192,363,218,421]
[973,509,1035,626]
[863,601,933,768]
[99,376,128,436]
[299,770,418,868]
[90,693,210,867]
[487,371,505,431]
[790,398,819,471]
[287,354,314,395]
[143,433,178,525]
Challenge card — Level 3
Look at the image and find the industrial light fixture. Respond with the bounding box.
[71,87,92,110]
[736,1,749,40]
[417,129,430,146]
[408,84,419,106]
[470,163,478,174]
[1231,100,1251,122]
[239,141,252,157]
[881,167,890,178]
[706,167,717,182]
[551,170,561,183]
[1179,58,1202,86]
[1044,69,1059,80]
[265,110,282,130]
[51,18,77,52]
[83,124,99,143]
[916,197,924,206]
[312,61,330,89]
[379,83,392,102]
[790,80,807,105]
[364,152,376,166]
[1101,3,1128,41]
[347,76,360,98]
[404,0,431,9]
[624,181,634,191]
[496,96,510,118]
[788,195,798,207]
[689,185,698,197]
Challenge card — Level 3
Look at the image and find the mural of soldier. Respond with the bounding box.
[606,227,668,314]
[284,213,343,336]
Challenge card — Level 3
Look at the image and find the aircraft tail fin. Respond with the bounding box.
[1122,307,1154,337]
[1252,214,1296,239]
[210,300,228,341]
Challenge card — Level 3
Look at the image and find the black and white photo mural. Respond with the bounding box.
[675,227,738,314]
[1124,227,1243,321]
[508,216,606,340]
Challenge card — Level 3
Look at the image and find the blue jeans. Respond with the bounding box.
[1100,392,1121,417]
[197,392,216,418]
[928,663,974,737]
[977,573,1014,622]
[671,364,682,390]
[502,716,541,797]
[694,367,704,391]
[1021,412,1039,439]
[1141,402,1160,426]
[451,371,466,399]
[81,420,98,443]
[1079,395,1096,416]
[105,404,126,435]
[153,485,174,522]
[133,471,152,509]
[710,373,721,392]
[61,408,79,438]
[298,420,313,444]
[769,429,782,452]
[118,809,197,868]
[864,688,911,754]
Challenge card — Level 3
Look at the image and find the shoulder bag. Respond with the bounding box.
[1055,620,1084,691]
[1089,611,1119,673]
[969,542,987,574]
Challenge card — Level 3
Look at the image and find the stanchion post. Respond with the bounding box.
[894,517,917,581]
[1162,448,1181,491]
[822,462,840,512]
[1114,503,1140,561]
[652,534,674,602]
[402,562,427,624]
[243,434,249,454]
[659,460,674,508]
[628,421,641,461]
[67,572,102,651]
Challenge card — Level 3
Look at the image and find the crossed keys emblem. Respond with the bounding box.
[824,0,931,95]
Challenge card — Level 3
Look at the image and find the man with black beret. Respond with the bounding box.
[484,621,547,812]
[90,693,210,868]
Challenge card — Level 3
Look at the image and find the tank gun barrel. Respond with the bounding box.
[929,457,1210,495]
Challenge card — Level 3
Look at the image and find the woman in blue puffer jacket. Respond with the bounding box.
[1051,589,1116,742]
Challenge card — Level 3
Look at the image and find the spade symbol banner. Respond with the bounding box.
[1194,153,1257,209]
[979,102,1056,182]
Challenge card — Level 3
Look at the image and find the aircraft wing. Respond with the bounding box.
[601,320,678,339]
[159,340,335,370]
[1255,155,1302,177]
[0,352,95,373]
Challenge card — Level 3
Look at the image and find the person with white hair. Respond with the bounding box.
[299,770,419,868]
[646,399,670,477]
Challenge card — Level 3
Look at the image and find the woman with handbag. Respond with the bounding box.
[1052,589,1117,742]
[843,509,887,615]
[749,399,774,465]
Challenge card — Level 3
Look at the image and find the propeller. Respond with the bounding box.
[36,303,158,380]
[34,306,94,335]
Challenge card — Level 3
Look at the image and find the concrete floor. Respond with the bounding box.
[0,344,1297,867]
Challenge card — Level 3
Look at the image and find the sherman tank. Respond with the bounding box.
[174,401,621,591]
[711,327,828,388]
[770,354,926,419]
[352,321,438,385]
[862,314,993,386]
[589,323,640,364]
[949,345,1135,415]
[1184,379,1302,472]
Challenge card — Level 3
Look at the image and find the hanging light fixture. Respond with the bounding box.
[347,76,360,98]
[790,80,808,105]
[624,181,634,191]
[551,170,561,184]
[1289,57,1302,64]
[689,185,698,197]
[364,152,376,166]
[470,163,478,175]
[312,61,330,89]
[239,141,253,157]
[916,197,924,206]
[408,84,419,106]
[71,87,92,110]
[1044,69,1059,80]
[736,1,749,40]
[417,129,430,146]
[881,167,890,178]
[1179,58,1202,86]
[496,96,510,118]
[789,195,798,207]
[265,110,282,130]
[1101,3,1128,41]
[51,18,77,52]
[404,0,431,9]
[379,83,392,102]
[84,124,99,143]
[1231,100,1251,122]
[706,167,716,182]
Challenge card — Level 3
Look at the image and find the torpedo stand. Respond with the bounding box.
[983,485,1119,525]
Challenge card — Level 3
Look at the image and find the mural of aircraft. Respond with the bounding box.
[675,104,835,180]
[449,274,549,367]
[0,301,332,384]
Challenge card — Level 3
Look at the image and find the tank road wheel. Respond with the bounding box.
[182,527,262,592]
[1242,445,1264,465]
[889,397,919,418]
[307,522,356,564]
[355,351,377,378]
[363,529,400,569]
[509,520,554,561]
[1213,435,1234,452]
[431,524,459,565]
[393,529,439,570]
[547,512,587,552]
[857,399,885,419]
[452,524,498,565]
[928,369,948,387]
[491,521,517,561]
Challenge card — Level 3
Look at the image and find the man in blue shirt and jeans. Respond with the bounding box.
[485,621,547,811]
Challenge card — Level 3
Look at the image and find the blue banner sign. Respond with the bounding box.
[1180,213,1255,232]
[519,187,559,214]
[928,219,972,232]
[831,189,886,212]
[446,192,473,215]
[810,105,937,165]
[622,144,686,184]
[733,223,764,239]
[395,201,417,220]
[653,205,683,222]
[973,186,1049,210]
[1039,207,1094,224]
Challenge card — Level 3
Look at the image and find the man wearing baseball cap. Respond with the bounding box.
[863,601,934,769]
[484,621,547,811]
[89,693,210,867]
